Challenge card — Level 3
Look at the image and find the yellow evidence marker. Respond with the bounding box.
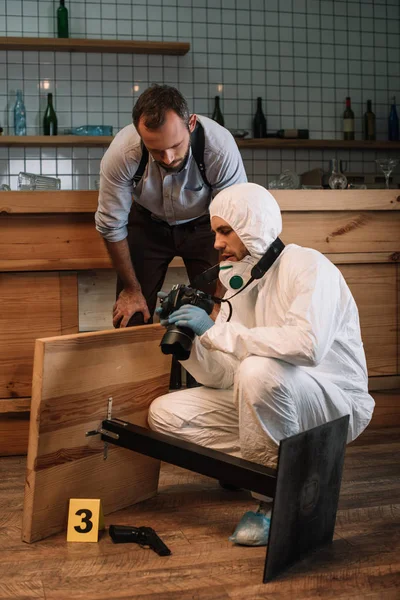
[67,498,105,542]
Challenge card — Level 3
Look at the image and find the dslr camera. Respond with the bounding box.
[159,284,214,360]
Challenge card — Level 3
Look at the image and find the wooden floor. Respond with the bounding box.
[0,427,399,600]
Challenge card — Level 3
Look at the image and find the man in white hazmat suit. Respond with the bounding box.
[149,182,375,544]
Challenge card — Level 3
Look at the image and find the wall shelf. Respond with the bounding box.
[0,135,112,147]
[0,36,190,55]
[1,135,400,150]
[237,139,400,150]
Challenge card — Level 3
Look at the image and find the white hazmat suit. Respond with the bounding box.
[149,183,375,469]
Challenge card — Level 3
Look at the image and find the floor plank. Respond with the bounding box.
[0,427,399,599]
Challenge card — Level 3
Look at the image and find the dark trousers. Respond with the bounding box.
[116,203,219,326]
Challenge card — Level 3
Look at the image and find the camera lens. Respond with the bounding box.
[160,325,195,361]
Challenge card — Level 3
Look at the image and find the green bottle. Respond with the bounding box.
[211,96,225,127]
[57,0,69,38]
[43,93,58,135]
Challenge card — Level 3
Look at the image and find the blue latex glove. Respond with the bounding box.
[167,305,214,336]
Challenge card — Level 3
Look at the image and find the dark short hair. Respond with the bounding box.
[132,84,190,130]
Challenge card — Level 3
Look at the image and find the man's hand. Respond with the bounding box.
[166,305,214,336]
[113,288,151,328]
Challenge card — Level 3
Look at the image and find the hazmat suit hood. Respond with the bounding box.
[209,182,282,260]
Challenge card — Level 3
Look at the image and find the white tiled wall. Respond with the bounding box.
[0,0,399,189]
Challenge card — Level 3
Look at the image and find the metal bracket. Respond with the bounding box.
[85,397,117,459]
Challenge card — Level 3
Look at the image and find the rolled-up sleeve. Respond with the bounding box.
[95,141,138,243]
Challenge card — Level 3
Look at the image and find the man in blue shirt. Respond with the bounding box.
[95,85,247,327]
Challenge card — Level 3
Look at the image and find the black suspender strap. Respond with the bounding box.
[132,142,149,186]
[190,121,211,188]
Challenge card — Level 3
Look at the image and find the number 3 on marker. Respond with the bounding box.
[67,499,104,542]
[74,508,93,534]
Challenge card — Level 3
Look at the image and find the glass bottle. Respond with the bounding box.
[343,96,355,140]
[211,96,224,127]
[57,0,69,38]
[363,100,376,141]
[328,159,348,189]
[388,96,399,141]
[276,129,309,139]
[14,90,26,136]
[253,97,267,138]
[43,93,58,136]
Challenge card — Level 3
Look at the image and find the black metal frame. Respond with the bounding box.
[101,415,349,583]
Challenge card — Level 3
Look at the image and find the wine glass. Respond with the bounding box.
[375,158,399,189]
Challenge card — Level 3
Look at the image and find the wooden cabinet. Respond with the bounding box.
[340,264,399,377]
[1,190,399,455]
[0,271,78,455]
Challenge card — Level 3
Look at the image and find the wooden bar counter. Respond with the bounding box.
[1,190,399,455]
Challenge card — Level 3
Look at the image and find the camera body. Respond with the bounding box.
[159,284,214,360]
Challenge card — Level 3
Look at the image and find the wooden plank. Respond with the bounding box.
[369,389,400,428]
[0,397,31,456]
[340,264,398,376]
[2,135,400,150]
[324,252,400,264]
[0,36,190,55]
[398,264,400,375]
[0,272,65,399]
[1,190,399,214]
[59,273,78,335]
[1,211,399,272]
[22,324,171,543]
[0,398,30,413]
[237,138,400,150]
[0,257,112,271]
[5,250,398,273]
[0,214,111,271]
[0,136,111,148]
[281,211,400,254]
[0,191,99,213]
[1,426,399,599]
[272,190,400,211]
[368,375,400,391]
[0,414,30,456]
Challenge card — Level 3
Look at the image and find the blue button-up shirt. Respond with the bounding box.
[95,115,247,242]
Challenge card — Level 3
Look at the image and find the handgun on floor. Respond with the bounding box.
[109,525,171,556]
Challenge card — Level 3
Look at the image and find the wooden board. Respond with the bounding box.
[340,264,398,376]
[281,211,400,254]
[0,272,78,400]
[369,388,400,428]
[0,36,190,55]
[2,190,399,214]
[272,189,400,211]
[0,214,111,271]
[0,190,99,213]
[22,324,171,543]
